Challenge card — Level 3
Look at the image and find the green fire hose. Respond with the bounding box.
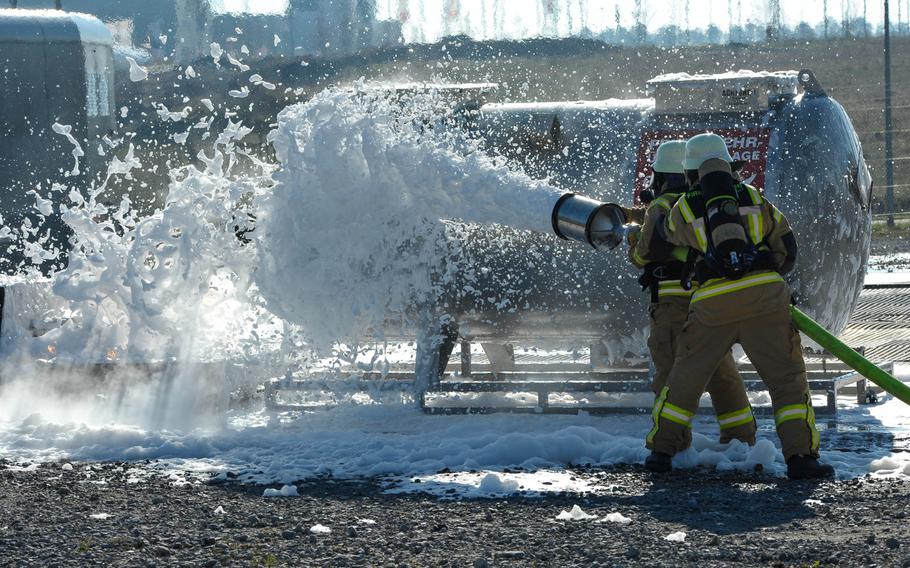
[790,305,910,406]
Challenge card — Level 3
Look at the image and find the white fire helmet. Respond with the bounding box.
[683,132,735,170]
[651,140,687,174]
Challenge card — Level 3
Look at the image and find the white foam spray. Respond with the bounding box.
[0,83,567,430]
[255,85,564,349]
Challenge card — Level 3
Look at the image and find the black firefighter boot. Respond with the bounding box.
[786,455,835,480]
[645,451,673,473]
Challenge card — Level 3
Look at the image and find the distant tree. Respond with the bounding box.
[706,23,724,44]
[823,0,829,37]
[863,0,868,36]
[767,0,781,41]
[899,0,903,36]
[633,0,647,44]
[654,25,681,47]
[794,21,816,39]
[850,18,873,37]
[841,0,853,37]
[685,0,691,43]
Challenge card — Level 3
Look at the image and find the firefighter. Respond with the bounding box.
[644,133,833,479]
[628,140,756,447]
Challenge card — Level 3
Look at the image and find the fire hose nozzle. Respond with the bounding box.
[551,193,634,250]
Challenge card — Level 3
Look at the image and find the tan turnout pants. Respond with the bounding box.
[648,298,756,445]
[646,279,819,460]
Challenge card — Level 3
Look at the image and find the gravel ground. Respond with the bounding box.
[1,461,909,568]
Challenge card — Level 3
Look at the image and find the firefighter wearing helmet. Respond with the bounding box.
[644,133,833,480]
[628,140,756,448]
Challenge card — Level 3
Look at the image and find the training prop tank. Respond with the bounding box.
[0,9,116,273]
[444,69,871,351]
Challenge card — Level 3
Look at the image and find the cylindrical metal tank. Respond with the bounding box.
[0,9,115,273]
[437,70,870,351]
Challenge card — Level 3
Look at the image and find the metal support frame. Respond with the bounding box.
[419,370,869,416]
[264,343,889,417]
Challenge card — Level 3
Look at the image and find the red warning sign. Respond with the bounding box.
[634,128,771,203]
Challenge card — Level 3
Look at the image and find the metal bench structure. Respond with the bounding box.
[265,284,908,417]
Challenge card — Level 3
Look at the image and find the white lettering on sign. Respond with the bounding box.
[725,135,760,150]
[721,87,756,106]
[731,150,763,161]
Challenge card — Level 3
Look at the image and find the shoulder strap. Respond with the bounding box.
[650,191,681,212]
[677,191,705,224]
[735,183,764,207]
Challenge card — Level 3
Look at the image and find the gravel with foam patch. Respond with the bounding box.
[1,460,909,567]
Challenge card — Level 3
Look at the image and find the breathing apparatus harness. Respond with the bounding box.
[701,170,757,279]
[686,173,777,286]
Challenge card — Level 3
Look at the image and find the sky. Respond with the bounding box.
[214,0,903,41]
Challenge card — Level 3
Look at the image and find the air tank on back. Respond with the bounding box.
[0,9,115,274]
[442,70,870,353]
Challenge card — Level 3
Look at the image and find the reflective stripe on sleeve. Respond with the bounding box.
[772,204,783,223]
[670,246,689,262]
[678,196,696,223]
[717,406,754,429]
[739,204,764,244]
[653,197,673,211]
[744,185,763,205]
[690,272,783,303]
[692,218,708,252]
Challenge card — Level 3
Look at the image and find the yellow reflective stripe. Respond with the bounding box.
[772,205,783,223]
[670,246,688,262]
[690,272,783,303]
[678,196,696,223]
[775,397,820,449]
[717,407,754,429]
[717,406,752,421]
[806,395,820,451]
[745,185,762,205]
[654,192,681,211]
[774,406,808,426]
[658,281,693,298]
[632,248,647,266]
[661,401,695,427]
[647,386,670,445]
[721,415,755,429]
[653,197,673,211]
[692,218,708,252]
[660,411,691,427]
[739,205,764,244]
[775,410,807,425]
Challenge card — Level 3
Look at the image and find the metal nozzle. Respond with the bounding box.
[551,193,630,250]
